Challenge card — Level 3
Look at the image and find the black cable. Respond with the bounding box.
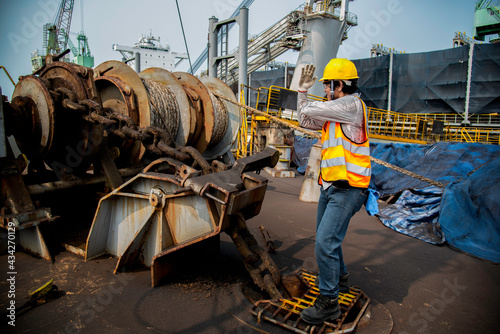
[175,0,193,74]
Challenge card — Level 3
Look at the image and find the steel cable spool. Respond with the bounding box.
[94,61,240,163]
[207,91,228,147]
[142,78,180,141]
[199,76,241,160]
[139,68,196,149]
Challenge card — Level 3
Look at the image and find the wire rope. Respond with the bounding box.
[142,79,180,141]
[207,91,229,146]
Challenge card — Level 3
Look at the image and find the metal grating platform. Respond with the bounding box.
[251,269,370,333]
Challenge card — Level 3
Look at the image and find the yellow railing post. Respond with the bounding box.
[238,85,248,158]
[462,128,473,142]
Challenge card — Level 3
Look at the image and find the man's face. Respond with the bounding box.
[323,80,343,101]
[323,80,333,101]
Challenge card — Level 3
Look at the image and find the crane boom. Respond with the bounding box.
[54,0,75,53]
[33,0,76,72]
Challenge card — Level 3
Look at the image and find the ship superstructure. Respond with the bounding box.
[113,32,188,72]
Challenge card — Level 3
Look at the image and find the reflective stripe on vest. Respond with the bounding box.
[320,98,371,188]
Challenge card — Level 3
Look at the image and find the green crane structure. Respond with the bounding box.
[31,0,75,71]
[67,0,94,68]
[67,33,94,68]
[31,0,93,71]
[474,0,500,42]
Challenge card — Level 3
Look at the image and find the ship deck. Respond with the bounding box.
[1,171,499,333]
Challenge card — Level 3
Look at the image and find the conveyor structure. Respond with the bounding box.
[213,0,358,92]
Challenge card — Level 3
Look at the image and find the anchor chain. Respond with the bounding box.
[226,212,283,300]
[70,98,216,174]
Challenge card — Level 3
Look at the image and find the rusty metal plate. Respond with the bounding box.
[0,208,56,261]
[95,61,151,132]
[173,71,214,153]
[227,178,267,216]
[11,75,55,159]
[251,269,371,334]
[85,172,222,273]
[95,76,142,165]
[199,76,241,159]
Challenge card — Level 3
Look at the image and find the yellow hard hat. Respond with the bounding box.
[319,58,359,81]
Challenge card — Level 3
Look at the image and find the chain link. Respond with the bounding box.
[75,100,213,174]
[226,212,283,300]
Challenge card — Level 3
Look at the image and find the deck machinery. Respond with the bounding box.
[0,52,284,298]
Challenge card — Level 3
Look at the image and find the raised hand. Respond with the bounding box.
[298,64,317,92]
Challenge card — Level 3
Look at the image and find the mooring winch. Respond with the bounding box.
[0,53,285,298]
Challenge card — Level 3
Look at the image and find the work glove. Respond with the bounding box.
[298,64,317,92]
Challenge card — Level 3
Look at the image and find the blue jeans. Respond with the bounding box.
[316,183,368,298]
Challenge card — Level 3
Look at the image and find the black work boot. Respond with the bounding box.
[339,273,350,293]
[314,273,350,293]
[300,294,341,324]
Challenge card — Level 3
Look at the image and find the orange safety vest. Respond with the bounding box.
[319,97,371,188]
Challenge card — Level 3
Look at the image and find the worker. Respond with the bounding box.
[297,59,371,324]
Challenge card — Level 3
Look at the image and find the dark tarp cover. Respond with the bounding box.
[352,56,389,110]
[352,43,500,114]
[391,47,469,114]
[249,67,295,108]
[469,43,500,114]
[375,186,444,245]
[369,142,500,263]
[440,155,500,263]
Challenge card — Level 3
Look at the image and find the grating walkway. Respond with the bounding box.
[251,269,370,333]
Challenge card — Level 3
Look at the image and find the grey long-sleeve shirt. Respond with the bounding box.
[297,92,368,144]
[298,91,369,189]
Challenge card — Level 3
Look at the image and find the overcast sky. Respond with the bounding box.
[0,0,477,98]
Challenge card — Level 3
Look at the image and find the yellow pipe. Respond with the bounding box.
[0,66,16,86]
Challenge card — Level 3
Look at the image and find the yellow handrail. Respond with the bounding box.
[0,66,16,86]
[236,85,499,160]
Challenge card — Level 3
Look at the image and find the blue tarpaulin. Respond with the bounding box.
[292,135,318,174]
[375,186,444,245]
[369,142,500,263]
